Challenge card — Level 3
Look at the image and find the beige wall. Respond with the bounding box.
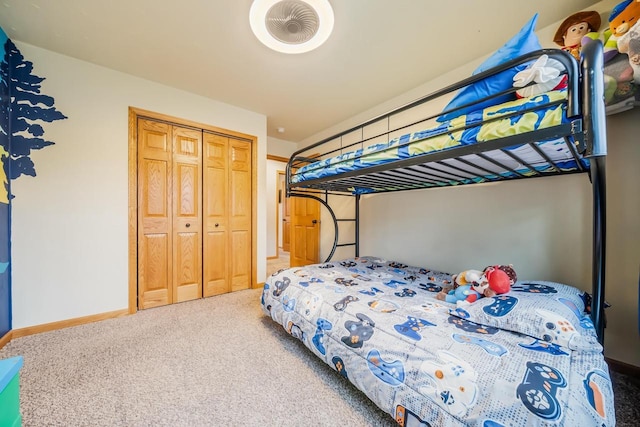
[10,41,268,329]
[601,108,640,366]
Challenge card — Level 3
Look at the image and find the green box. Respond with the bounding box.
[0,356,23,427]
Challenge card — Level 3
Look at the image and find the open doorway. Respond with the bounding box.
[267,170,289,276]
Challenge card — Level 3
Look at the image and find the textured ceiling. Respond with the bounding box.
[0,0,600,143]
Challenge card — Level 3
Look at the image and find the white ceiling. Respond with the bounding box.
[0,0,599,143]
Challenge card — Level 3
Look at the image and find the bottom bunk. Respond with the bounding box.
[261,256,614,426]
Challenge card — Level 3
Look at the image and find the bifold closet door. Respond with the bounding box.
[137,119,202,309]
[203,133,252,296]
[203,133,227,297]
[172,127,203,304]
[228,138,252,292]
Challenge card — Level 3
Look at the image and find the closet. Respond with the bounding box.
[136,117,252,309]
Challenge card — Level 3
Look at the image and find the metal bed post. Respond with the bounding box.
[581,40,607,345]
[355,194,360,257]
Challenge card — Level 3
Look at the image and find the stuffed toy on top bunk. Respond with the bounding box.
[559,1,640,111]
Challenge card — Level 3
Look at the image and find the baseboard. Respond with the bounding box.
[0,330,12,350]
[11,309,130,339]
[267,255,279,260]
[606,357,640,378]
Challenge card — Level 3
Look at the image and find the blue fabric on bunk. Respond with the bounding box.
[292,90,579,194]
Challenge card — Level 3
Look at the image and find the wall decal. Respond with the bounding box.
[0,29,66,336]
[0,27,10,337]
[1,37,67,200]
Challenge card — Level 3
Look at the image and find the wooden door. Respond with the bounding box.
[138,122,203,308]
[137,119,173,309]
[290,197,320,267]
[172,127,202,303]
[203,133,228,297]
[202,133,252,295]
[229,138,252,291]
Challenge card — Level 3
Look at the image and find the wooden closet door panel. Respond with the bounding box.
[203,133,229,296]
[138,119,173,308]
[229,139,251,291]
[172,127,202,303]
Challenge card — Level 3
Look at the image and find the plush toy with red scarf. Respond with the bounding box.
[472,265,516,298]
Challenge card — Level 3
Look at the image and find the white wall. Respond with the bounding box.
[10,42,267,329]
[301,0,640,367]
[267,136,298,159]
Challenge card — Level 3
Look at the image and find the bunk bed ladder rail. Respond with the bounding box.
[286,189,360,263]
[581,40,607,345]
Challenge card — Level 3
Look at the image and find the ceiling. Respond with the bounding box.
[0,0,599,143]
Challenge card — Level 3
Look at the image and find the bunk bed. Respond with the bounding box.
[262,40,613,426]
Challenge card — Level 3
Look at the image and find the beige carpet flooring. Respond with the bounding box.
[0,288,391,426]
[266,249,290,277]
[0,283,638,426]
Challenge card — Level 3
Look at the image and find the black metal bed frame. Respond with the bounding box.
[286,42,607,344]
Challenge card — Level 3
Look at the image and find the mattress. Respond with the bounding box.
[261,256,615,426]
[291,91,588,193]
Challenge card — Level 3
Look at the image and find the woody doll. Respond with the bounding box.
[553,11,602,60]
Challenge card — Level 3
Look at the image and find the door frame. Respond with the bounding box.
[128,107,258,313]
[266,154,289,260]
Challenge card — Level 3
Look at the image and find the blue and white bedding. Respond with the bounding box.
[261,256,615,426]
[291,91,589,194]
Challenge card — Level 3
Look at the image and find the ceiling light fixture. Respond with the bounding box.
[249,0,334,54]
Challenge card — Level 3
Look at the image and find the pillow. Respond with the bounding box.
[449,280,602,352]
[437,14,542,122]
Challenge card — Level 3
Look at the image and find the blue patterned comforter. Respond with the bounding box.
[261,256,615,426]
[291,91,588,194]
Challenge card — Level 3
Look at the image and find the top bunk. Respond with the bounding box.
[286,42,607,196]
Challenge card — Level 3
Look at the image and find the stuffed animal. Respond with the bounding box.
[437,266,515,304]
[440,284,481,305]
[487,264,518,285]
[580,2,639,105]
[471,265,515,298]
[609,0,640,38]
[617,17,640,83]
[626,37,640,82]
[436,269,484,304]
[594,0,640,62]
[482,266,512,298]
[512,54,568,99]
[553,11,602,60]
[451,269,484,287]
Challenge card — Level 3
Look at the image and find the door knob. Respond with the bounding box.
[186,223,191,228]
[215,223,219,227]
[312,219,318,224]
